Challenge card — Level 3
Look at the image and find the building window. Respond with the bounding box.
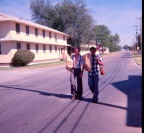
[35,28,38,36]
[55,46,57,53]
[63,35,65,41]
[0,43,1,54]
[17,43,21,50]
[26,26,29,35]
[55,33,57,42]
[43,45,46,53]
[26,44,30,50]
[49,31,51,39]
[49,45,52,53]
[35,44,39,53]
[43,30,45,38]
[16,23,20,33]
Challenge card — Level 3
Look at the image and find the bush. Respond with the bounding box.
[11,49,35,66]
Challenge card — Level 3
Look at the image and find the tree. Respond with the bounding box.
[92,25,111,47]
[109,34,121,52]
[30,0,94,46]
[92,25,111,53]
[109,33,120,45]
[30,0,55,26]
[92,25,121,52]
[123,45,132,51]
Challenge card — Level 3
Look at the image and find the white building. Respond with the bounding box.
[80,41,109,55]
[0,12,70,66]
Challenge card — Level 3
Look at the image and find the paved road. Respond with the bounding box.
[0,51,142,133]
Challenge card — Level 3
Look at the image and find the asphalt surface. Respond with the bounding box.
[0,51,142,133]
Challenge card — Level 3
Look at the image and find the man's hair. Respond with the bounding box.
[74,47,81,52]
[90,47,96,51]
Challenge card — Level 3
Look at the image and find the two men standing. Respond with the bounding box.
[67,46,104,103]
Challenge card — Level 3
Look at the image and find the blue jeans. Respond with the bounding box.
[88,74,100,101]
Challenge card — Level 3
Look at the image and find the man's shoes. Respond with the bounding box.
[91,99,98,103]
[93,100,98,103]
[71,96,75,100]
[75,95,82,100]
[75,95,78,99]
[77,97,82,100]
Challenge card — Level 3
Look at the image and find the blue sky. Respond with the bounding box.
[0,0,142,47]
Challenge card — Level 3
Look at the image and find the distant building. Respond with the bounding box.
[0,12,70,66]
[80,40,97,55]
[80,41,109,55]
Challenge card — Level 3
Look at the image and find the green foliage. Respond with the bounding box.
[30,0,122,49]
[93,25,111,46]
[30,0,94,46]
[92,25,121,52]
[123,45,132,51]
[11,49,35,66]
[109,44,122,52]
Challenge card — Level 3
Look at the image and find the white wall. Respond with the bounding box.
[0,21,11,38]
[8,21,68,45]
[0,20,69,65]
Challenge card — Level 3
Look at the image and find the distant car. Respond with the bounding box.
[127,49,129,51]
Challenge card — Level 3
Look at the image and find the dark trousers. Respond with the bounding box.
[70,68,83,98]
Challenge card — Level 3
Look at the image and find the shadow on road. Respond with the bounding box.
[83,98,127,110]
[111,75,142,127]
[0,85,71,99]
[0,74,142,132]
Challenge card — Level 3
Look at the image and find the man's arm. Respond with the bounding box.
[79,56,85,77]
[98,60,104,66]
[96,55,104,66]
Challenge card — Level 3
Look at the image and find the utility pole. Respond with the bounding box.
[132,39,135,52]
[133,33,136,53]
[134,26,140,54]
[136,17,142,54]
